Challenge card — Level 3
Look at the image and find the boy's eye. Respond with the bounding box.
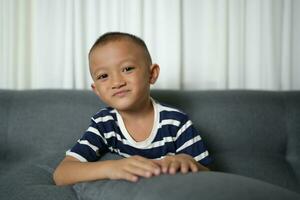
[123,66,135,72]
[96,74,108,80]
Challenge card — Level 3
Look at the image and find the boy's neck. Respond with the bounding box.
[118,97,155,142]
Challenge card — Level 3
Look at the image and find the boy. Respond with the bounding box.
[53,32,212,186]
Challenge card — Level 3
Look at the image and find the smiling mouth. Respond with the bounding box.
[113,90,130,97]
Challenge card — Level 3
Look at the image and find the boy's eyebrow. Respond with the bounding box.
[92,68,106,76]
[89,65,106,78]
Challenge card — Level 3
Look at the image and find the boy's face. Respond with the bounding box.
[89,40,159,112]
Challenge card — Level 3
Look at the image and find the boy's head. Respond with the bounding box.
[89,32,152,70]
[88,32,160,112]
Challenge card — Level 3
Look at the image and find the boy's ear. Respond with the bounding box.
[149,64,160,84]
[91,83,100,97]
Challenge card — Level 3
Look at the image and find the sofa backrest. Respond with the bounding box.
[0,90,299,192]
[0,90,105,163]
[151,90,300,192]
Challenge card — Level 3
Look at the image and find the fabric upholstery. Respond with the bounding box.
[74,171,300,200]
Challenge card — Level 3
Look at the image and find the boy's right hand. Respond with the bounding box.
[104,156,161,182]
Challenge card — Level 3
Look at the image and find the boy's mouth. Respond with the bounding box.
[112,90,130,97]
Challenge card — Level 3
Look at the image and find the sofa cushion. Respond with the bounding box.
[73,171,300,200]
[72,153,300,200]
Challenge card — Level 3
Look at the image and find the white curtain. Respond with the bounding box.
[0,0,299,90]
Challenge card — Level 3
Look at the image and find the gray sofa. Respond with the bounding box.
[0,89,299,200]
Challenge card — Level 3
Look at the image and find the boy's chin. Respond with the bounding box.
[110,100,136,112]
[107,94,150,113]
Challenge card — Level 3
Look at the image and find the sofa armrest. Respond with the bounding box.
[0,153,77,200]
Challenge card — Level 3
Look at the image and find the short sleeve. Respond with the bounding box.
[175,116,212,167]
[66,118,108,162]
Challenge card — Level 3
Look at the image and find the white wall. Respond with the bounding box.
[292,0,300,89]
[1,0,299,90]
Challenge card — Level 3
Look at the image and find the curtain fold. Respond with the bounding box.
[0,0,298,90]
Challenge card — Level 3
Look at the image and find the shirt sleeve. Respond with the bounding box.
[66,118,108,162]
[174,115,212,167]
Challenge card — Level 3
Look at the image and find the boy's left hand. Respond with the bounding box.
[153,154,209,175]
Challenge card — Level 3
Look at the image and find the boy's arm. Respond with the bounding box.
[53,155,161,186]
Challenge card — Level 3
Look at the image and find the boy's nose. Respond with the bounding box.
[111,74,126,89]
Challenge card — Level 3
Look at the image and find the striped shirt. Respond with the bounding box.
[67,99,212,166]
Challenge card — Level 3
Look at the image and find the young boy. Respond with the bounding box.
[53,32,212,186]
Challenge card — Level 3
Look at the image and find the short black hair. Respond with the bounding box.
[89,32,152,66]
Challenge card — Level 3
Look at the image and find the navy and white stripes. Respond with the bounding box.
[67,99,211,166]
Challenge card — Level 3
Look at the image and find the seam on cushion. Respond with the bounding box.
[282,92,298,185]
[3,91,13,161]
[282,92,288,159]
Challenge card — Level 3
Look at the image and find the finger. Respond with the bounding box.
[169,161,180,174]
[125,164,153,178]
[189,162,199,173]
[180,162,189,174]
[154,159,169,173]
[143,160,161,175]
[122,172,139,182]
[112,168,139,182]
[132,157,161,175]
[151,160,162,175]
[157,160,170,174]
[138,156,161,169]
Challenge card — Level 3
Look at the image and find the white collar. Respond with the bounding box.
[115,98,159,148]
